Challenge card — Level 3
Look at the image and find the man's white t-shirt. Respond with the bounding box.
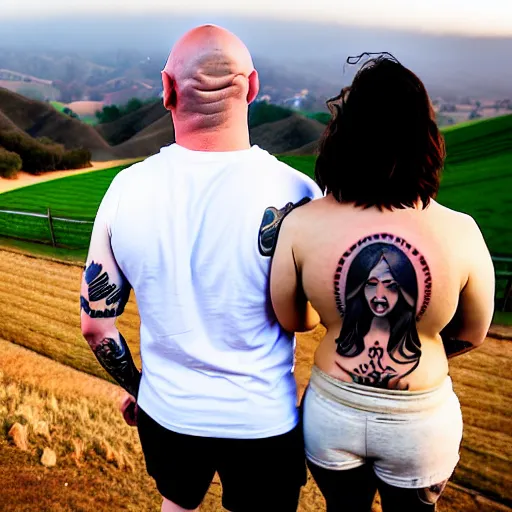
[98,143,322,438]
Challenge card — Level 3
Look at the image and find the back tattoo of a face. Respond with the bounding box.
[334,234,431,389]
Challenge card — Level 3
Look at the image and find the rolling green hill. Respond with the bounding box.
[0,115,510,254]
[443,114,512,165]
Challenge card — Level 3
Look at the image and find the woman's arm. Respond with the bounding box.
[441,218,495,358]
[270,212,320,333]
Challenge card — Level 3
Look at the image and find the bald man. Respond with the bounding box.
[80,25,322,511]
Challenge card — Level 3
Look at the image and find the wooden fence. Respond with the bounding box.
[0,207,511,310]
[0,207,93,249]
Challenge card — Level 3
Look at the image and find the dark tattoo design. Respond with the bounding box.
[334,233,431,321]
[344,340,400,387]
[333,236,430,389]
[441,337,474,358]
[92,333,141,397]
[258,197,311,257]
[418,480,448,505]
[81,261,130,318]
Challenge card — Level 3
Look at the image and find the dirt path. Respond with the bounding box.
[0,158,141,194]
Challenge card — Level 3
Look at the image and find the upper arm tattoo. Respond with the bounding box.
[258,197,311,257]
[81,261,130,318]
[333,234,432,389]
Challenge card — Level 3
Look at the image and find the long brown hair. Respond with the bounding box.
[315,53,446,210]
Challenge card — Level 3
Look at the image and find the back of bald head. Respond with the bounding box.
[162,25,259,128]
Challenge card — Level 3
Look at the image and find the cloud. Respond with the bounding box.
[3,0,512,36]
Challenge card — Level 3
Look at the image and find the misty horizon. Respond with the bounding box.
[0,15,511,99]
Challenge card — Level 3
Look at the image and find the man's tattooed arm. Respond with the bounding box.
[80,261,130,318]
[441,337,475,358]
[91,333,141,397]
[81,260,141,397]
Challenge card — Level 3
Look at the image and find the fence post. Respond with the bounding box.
[47,207,57,248]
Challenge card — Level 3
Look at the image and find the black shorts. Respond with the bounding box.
[137,407,307,511]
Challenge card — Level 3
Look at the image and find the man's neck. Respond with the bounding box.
[174,117,251,152]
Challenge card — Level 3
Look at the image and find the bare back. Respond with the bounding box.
[272,194,495,392]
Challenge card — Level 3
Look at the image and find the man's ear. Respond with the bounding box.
[161,71,177,111]
[247,69,260,105]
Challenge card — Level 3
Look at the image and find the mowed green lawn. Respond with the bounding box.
[0,115,511,254]
[0,166,128,248]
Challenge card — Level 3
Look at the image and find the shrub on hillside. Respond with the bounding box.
[0,131,91,174]
[249,102,293,128]
[96,97,149,124]
[0,131,63,173]
[0,147,22,178]
[60,148,92,170]
[62,107,79,119]
[37,137,65,151]
[309,112,331,125]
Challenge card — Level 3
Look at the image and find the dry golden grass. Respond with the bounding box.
[0,338,162,511]
[0,249,141,380]
[0,248,511,511]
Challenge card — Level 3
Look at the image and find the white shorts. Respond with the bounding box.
[303,366,463,489]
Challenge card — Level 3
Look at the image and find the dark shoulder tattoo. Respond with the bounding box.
[93,333,141,397]
[81,261,130,318]
[258,197,311,257]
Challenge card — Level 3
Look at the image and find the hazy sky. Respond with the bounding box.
[4,0,512,37]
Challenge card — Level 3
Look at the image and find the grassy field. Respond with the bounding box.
[0,248,510,511]
[0,165,129,248]
[0,114,510,255]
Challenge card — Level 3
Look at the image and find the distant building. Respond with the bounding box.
[282,89,310,110]
[439,103,457,113]
[255,95,272,103]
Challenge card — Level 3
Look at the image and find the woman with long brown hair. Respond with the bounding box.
[270,54,495,511]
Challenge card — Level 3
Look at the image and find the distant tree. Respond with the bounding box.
[0,147,22,178]
[249,102,293,128]
[309,112,331,125]
[95,97,152,124]
[96,105,122,124]
[125,98,143,114]
[62,107,79,119]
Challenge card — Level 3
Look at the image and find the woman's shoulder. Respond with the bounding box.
[428,200,480,233]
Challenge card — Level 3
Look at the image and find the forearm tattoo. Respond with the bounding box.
[333,234,432,389]
[258,197,311,257]
[80,261,130,318]
[93,333,141,397]
[441,337,474,358]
